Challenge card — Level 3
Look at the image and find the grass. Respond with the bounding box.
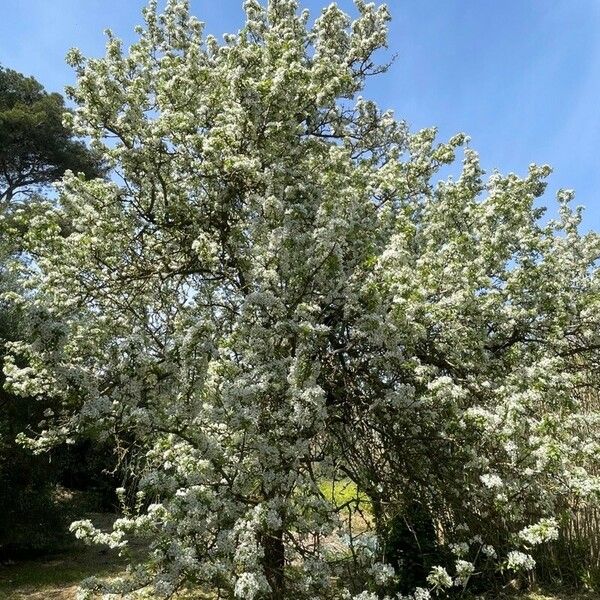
[0,510,126,600]
[318,478,372,512]
[1,553,596,600]
[1,552,596,600]
[0,544,125,599]
[0,543,211,600]
[0,507,595,599]
[516,592,596,600]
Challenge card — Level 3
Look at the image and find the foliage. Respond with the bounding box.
[4,1,600,599]
[0,66,109,559]
[0,65,105,206]
[383,503,440,593]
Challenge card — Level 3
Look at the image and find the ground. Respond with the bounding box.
[0,508,595,599]
[0,546,596,600]
[0,546,121,599]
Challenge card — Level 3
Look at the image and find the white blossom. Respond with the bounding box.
[426,566,453,590]
[506,551,536,571]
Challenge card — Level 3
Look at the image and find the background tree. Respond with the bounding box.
[5,1,600,599]
[0,65,104,207]
[0,66,109,559]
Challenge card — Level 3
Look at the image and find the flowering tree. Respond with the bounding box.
[5,1,600,598]
[0,65,107,559]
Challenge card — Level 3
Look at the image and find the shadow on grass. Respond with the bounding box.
[0,546,126,599]
[0,513,127,600]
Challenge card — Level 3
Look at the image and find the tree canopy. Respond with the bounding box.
[0,65,104,207]
[4,1,600,599]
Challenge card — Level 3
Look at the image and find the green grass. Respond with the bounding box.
[318,478,372,512]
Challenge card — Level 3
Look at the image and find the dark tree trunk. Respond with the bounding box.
[262,528,285,600]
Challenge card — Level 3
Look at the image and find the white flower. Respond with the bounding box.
[454,559,475,585]
[234,572,263,600]
[398,589,432,600]
[506,551,536,571]
[480,473,503,489]
[449,542,469,557]
[369,561,395,585]
[351,592,379,600]
[426,566,453,589]
[413,588,431,600]
[518,518,559,546]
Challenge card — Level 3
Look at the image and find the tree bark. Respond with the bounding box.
[262,528,285,600]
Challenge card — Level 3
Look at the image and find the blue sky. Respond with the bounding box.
[2,0,599,230]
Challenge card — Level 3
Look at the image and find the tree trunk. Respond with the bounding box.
[262,528,285,600]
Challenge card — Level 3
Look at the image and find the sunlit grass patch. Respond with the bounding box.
[318,479,372,513]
